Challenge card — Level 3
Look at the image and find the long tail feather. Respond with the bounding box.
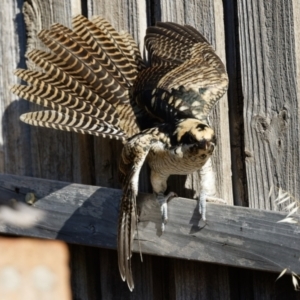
[12,15,143,139]
[27,50,118,115]
[72,15,137,87]
[38,27,128,103]
[20,110,126,140]
[13,69,119,126]
[120,31,146,73]
[91,17,144,77]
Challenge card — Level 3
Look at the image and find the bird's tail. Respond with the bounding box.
[11,15,145,140]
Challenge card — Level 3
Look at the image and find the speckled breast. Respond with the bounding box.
[147,142,214,176]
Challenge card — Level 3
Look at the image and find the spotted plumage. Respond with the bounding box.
[11,16,228,291]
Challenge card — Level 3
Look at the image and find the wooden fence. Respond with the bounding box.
[1,0,300,298]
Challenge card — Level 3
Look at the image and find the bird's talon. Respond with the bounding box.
[156,191,176,231]
[199,192,207,221]
[167,192,177,202]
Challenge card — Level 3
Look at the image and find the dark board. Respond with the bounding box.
[0,174,299,275]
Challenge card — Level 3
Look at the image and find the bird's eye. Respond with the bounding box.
[189,135,196,143]
[196,124,207,131]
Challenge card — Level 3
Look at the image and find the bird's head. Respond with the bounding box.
[174,119,216,153]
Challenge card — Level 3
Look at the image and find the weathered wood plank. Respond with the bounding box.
[237,0,300,210]
[172,261,230,299]
[153,0,233,205]
[85,2,155,298]
[151,1,233,297]
[21,0,93,184]
[0,174,299,274]
[0,0,28,175]
[86,0,149,191]
[232,2,300,297]
[227,267,300,299]
[4,1,100,299]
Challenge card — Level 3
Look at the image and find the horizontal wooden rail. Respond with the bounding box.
[0,174,299,274]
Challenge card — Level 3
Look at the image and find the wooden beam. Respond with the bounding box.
[0,174,298,274]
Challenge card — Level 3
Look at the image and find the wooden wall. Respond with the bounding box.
[1,0,300,298]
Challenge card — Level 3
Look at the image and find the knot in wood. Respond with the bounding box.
[254,115,269,133]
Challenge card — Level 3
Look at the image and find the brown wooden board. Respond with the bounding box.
[0,238,71,300]
[0,174,299,275]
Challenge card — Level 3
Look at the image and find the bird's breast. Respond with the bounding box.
[147,142,214,176]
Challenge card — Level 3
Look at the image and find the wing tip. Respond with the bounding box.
[117,188,138,292]
[19,113,27,122]
[72,14,85,21]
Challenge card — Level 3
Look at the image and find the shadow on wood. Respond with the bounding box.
[0,173,299,276]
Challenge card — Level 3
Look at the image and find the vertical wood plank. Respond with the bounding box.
[85,0,155,296]
[223,0,248,206]
[228,267,300,300]
[292,0,300,146]
[69,245,102,300]
[172,260,230,300]
[21,0,94,184]
[237,0,300,210]
[2,1,103,299]
[99,249,154,299]
[235,0,300,299]
[150,1,233,299]
[0,0,28,175]
[86,0,149,191]
[212,0,233,204]
[154,0,233,206]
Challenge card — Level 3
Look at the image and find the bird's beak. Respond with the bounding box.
[197,140,215,151]
[197,139,208,149]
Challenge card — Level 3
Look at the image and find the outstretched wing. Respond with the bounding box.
[12,15,144,139]
[133,22,228,123]
[118,128,163,291]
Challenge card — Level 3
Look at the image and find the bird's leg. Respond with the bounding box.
[199,159,215,221]
[199,190,207,221]
[150,171,176,231]
[155,191,177,231]
[198,158,227,220]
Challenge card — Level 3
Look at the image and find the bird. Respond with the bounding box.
[11,15,228,291]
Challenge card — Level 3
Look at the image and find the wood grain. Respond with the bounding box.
[85,2,155,298]
[4,1,98,299]
[0,0,28,175]
[152,0,233,205]
[237,0,300,210]
[151,1,233,298]
[2,0,300,298]
[0,174,299,275]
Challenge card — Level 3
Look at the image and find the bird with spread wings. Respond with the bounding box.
[11,15,228,291]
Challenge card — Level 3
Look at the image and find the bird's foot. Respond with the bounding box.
[199,192,207,221]
[199,192,227,221]
[156,192,177,232]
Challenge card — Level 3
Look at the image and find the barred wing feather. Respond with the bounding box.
[20,110,126,140]
[141,22,228,122]
[12,15,142,139]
